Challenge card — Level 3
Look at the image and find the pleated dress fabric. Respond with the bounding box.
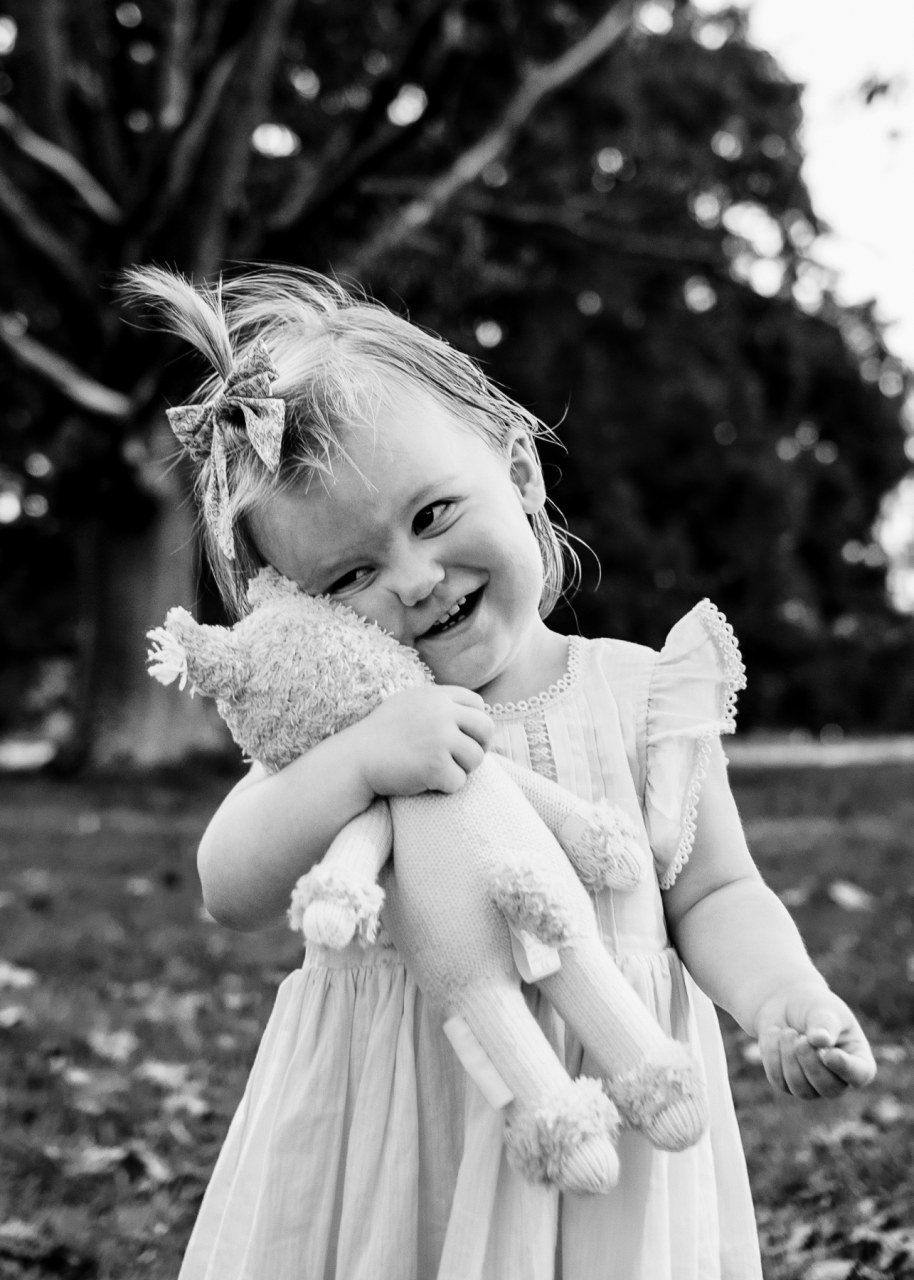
[177,602,764,1280]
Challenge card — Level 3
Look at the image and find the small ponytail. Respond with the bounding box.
[121,265,235,385]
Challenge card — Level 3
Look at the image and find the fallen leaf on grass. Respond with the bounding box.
[0,1004,30,1029]
[0,959,38,989]
[0,1218,44,1256]
[162,1086,211,1118]
[87,1027,140,1063]
[803,1262,855,1280]
[868,1094,908,1126]
[63,1065,130,1116]
[49,1139,173,1185]
[826,881,876,911]
[875,1043,906,1063]
[740,1040,763,1065]
[780,882,813,908]
[849,1218,914,1271]
[809,1118,881,1148]
[125,876,155,897]
[134,1059,191,1090]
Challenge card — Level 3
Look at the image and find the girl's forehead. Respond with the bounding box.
[331,391,497,477]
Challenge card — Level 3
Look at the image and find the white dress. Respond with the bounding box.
[177,601,764,1280]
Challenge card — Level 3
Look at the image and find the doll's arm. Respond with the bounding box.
[488,754,646,891]
[289,799,392,948]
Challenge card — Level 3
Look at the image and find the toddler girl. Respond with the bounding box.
[130,265,875,1280]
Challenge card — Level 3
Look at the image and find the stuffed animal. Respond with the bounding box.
[148,567,707,1194]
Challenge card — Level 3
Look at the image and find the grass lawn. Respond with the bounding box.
[0,761,912,1279]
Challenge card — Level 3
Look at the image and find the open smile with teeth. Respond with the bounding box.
[423,589,482,638]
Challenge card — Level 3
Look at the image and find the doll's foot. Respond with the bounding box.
[289,868,384,948]
[609,1043,708,1152]
[504,1077,621,1195]
[559,799,646,892]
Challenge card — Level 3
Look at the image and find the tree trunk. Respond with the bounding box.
[87,418,230,768]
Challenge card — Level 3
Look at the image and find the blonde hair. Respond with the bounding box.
[124,265,579,617]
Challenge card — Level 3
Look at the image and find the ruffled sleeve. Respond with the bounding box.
[643,600,746,889]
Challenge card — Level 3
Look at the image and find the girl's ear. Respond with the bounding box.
[508,433,547,515]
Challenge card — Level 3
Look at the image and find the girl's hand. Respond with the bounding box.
[755,986,877,1099]
[353,685,494,798]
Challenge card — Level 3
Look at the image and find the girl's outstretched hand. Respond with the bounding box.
[755,986,877,1099]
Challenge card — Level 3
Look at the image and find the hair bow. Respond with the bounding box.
[166,339,285,559]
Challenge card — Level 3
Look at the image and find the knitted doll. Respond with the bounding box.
[148,567,707,1194]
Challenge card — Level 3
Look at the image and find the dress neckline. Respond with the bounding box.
[484,634,586,719]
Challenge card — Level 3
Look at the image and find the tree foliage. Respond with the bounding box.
[0,0,910,765]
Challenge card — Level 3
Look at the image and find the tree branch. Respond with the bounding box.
[15,0,75,151]
[0,317,132,419]
[159,0,197,132]
[131,45,241,253]
[0,170,97,307]
[457,193,725,267]
[69,0,130,195]
[344,0,637,276]
[268,0,450,232]
[0,104,122,225]
[184,0,299,273]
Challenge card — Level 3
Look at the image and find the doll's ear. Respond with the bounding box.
[508,433,546,515]
[246,566,301,609]
[147,608,248,701]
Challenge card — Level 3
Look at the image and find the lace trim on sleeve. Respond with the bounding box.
[656,599,747,890]
[697,598,747,731]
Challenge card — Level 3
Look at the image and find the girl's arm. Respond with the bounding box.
[662,742,876,1098]
[197,684,493,931]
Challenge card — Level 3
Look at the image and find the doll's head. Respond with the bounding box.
[148,567,431,773]
[123,266,578,624]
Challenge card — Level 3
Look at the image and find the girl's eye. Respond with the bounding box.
[328,566,372,594]
[412,501,452,535]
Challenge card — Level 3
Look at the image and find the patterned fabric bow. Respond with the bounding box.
[166,339,285,559]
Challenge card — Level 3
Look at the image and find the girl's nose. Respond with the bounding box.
[386,547,445,607]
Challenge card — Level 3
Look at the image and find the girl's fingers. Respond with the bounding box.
[454,705,495,750]
[794,1036,850,1099]
[440,686,488,710]
[818,1045,878,1088]
[777,1030,820,1099]
[449,734,487,778]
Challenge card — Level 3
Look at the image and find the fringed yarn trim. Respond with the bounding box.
[610,1043,708,1151]
[490,861,573,947]
[146,626,190,692]
[289,866,385,947]
[504,1077,621,1192]
[567,798,646,892]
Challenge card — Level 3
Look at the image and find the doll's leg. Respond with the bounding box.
[289,800,392,947]
[448,976,622,1195]
[489,756,646,891]
[539,938,707,1152]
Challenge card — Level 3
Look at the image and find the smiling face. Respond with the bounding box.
[247,384,567,702]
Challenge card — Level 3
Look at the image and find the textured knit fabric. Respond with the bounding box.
[176,602,763,1280]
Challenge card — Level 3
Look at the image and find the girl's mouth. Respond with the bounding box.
[422,587,483,639]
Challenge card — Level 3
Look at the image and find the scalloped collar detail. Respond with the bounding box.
[484,635,586,719]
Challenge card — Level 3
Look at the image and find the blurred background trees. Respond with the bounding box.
[0,0,910,769]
